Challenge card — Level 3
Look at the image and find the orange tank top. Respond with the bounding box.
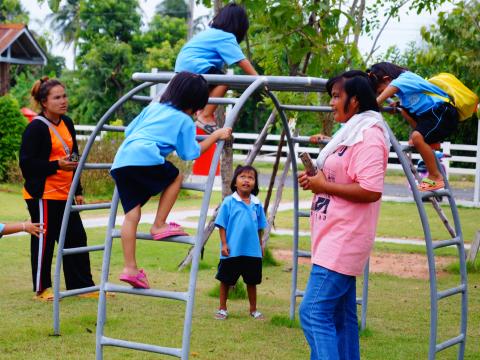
[23,120,74,200]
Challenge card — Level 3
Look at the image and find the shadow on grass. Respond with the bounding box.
[208,280,247,299]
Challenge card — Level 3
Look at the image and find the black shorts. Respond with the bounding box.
[216,256,262,286]
[110,161,179,213]
[413,102,458,144]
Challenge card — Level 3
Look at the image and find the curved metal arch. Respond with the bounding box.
[53,81,153,334]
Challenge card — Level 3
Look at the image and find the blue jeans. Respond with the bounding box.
[299,265,359,360]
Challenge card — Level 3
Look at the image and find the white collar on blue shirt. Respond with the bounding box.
[232,191,260,204]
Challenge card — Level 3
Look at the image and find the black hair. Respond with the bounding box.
[160,71,209,113]
[366,62,407,90]
[31,76,65,111]
[210,3,249,43]
[230,165,259,196]
[326,70,379,113]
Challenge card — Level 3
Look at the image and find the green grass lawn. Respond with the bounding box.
[1,227,479,359]
[2,181,480,359]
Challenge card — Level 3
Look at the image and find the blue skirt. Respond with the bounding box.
[110,161,179,213]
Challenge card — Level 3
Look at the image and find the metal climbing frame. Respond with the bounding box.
[52,73,467,359]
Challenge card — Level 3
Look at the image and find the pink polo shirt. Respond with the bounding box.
[310,126,388,276]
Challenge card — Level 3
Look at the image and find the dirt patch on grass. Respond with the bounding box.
[273,249,456,279]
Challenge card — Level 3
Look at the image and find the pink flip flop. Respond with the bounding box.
[119,269,150,289]
[152,222,189,240]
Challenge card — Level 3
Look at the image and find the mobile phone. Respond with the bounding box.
[69,152,79,162]
[299,152,317,176]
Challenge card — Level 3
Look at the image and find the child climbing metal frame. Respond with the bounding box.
[52,73,467,360]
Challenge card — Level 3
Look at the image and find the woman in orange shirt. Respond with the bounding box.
[20,77,95,301]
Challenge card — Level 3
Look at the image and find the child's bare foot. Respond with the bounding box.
[150,223,169,236]
[195,111,218,134]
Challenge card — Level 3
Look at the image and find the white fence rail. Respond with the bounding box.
[75,125,480,201]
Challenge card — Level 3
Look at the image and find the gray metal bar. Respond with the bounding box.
[437,285,466,300]
[96,188,120,359]
[84,163,112,170]
[291,136,329,145]
[110,229,195,245]
[420,189,451,200]
[432,237,461,250]
[60,285,100,298]
[104,283,188,301]
[295,290,305,297]
[181,182,206,192]
[360,260,370,331]
[71,203,111,212]
[62,245,105,255]
[298,250,311,257]
[132,94,238,105]
[435,334,465,352]
[100,124,209,142]
[132,72,327,92]
[280,104,332,112]
[101,337,182,358]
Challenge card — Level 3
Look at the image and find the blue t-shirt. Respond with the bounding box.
[175,28,245,74]
[0,223,4,238]
[111,103,201,170]
[390,71,449,115]
[215,192,268,259]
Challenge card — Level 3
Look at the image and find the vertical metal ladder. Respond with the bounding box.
[386,124,468,359]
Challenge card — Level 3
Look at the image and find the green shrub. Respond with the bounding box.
[0,95,27,181]
[263,247,280,267]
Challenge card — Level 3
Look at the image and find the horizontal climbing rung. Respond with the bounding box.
[101,336,182,358]
[131,94,238,106]
[437,284,466,300]
[436,334,465,352]
[104,283,188,301]
[84,163,112,170]
[295,289,305,297]
[102,125,125,132]
[62,244,105,256]
[181,182,206,192]
[432,236,461,250]
[298,250,311,257]
[72,202,111,212]
[298,210,310,217]
[421,189,451,200]
[59,285,100,299]
[281,104,331,112]
[111,229,196,245]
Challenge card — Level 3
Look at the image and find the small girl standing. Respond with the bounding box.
[175,2,258,133]
[214,165,267,320]
[367,62,459,191]
[111,72,232,289]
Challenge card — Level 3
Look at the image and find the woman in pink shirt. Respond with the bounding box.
[298,71,389,360]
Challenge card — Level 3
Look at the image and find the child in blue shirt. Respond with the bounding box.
[0,221,43,239]
[368,62,459,191]
[175,2,258,133]
[214,165,267,320]
[111,72,232,289]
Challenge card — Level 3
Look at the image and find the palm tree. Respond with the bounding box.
[48,0,82,70]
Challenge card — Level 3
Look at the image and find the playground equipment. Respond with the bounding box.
[52,73,467,359]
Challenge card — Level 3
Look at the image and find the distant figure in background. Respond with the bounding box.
[175,2,258,133]
[20,77,95,301]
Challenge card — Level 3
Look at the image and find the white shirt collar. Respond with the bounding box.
[232,191,260,204]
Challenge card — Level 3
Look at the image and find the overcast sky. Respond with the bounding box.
[20,0,453,69]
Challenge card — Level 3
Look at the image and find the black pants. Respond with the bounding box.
[26,199,95,293]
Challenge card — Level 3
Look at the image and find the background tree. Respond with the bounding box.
[155,0,189,20]
[0,0,28,23]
